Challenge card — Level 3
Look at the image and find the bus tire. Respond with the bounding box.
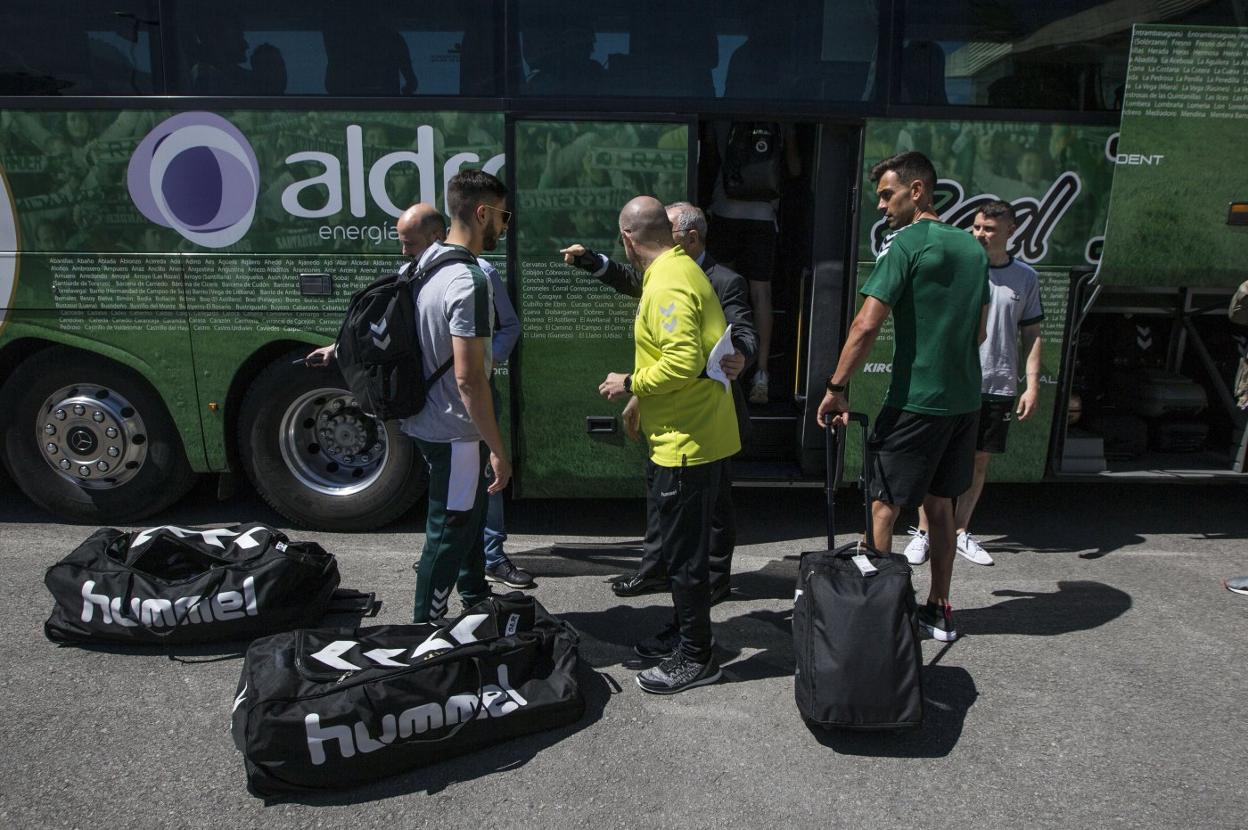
[237,350,426,531]
[0,347,196,523]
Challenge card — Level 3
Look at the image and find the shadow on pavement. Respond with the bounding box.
[811,664,978,758]
[959,580,1131,637]
[273,658,616,805]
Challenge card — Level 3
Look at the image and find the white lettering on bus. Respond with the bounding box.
[281,124,505,221]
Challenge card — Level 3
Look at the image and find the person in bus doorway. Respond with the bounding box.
[561,201,756,604]
[705,120,800,405]
[598,196,740,694]
[816,151,989,643]
[903,200,1044,567]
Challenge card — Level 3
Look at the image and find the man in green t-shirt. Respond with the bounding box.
[816,151,988,643]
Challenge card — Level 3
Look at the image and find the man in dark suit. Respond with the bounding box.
[562,201,756,605]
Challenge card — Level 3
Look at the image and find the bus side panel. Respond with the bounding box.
[512,119,689,498]
[172,109,508,470]
[843,118,1115,484]
[0,111,206,469]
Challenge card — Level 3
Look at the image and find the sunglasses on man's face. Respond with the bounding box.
[480,203,512,225]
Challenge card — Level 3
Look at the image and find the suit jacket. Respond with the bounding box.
[591,251,757,445]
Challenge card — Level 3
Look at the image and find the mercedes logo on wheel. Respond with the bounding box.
[67,427,98,456]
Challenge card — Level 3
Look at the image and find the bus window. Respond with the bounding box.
[515,0,881,102]
[898,0,1248,110]
[167,0,502,96]
[0,1,160,95]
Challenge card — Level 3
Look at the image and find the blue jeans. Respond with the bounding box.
[483,381,507,569]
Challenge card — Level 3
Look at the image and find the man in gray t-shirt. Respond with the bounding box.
[402,171,513,623]
[905,201,1043,568]
[401,240,494,444]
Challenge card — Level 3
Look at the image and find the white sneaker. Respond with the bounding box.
[749,372,769,404]
[957,531,994,566]
[902,527,929,565]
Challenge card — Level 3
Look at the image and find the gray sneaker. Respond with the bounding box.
[1225,575,1248,596]
[636,652,722,694]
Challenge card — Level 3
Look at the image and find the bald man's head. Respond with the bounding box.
[618,196,672,245]
[396,203,447,259]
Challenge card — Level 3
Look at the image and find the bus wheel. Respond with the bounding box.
[238,350,426,530]
[0,347,196,523]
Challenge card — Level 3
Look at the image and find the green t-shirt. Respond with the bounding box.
[861,220,990,416]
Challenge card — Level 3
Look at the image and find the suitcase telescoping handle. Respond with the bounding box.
[824,413,874,551]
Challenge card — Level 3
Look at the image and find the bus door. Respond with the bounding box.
[508,116,696,498]
[702,121,863,484]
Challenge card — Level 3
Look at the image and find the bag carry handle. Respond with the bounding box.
[325,589,380,617]
[824,413,874,551]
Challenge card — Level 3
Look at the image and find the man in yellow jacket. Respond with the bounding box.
[599,196,740,694]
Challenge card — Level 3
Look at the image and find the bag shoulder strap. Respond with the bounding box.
[409,247,477,384]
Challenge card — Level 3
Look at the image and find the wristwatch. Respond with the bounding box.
[825,377,846,394]
[623,374,633,393]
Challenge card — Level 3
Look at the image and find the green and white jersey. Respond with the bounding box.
[861,219,990,416]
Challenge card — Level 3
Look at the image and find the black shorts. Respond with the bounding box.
[868,406,979,508]
[706,214,776,283]
[977,395,1015,454]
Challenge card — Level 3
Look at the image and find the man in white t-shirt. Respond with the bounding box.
[905,200,1043,567]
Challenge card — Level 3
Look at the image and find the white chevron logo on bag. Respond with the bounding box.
[309,613,490,671]
[370,319,391,350]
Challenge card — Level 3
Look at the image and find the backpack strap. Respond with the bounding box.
[407,246,480,385]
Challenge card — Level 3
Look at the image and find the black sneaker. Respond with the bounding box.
[916,602,958,642]
[636,652,722,694]
[633,624,716,659]
[485,557,535,589]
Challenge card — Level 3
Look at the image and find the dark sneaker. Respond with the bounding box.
[636,652,722,695]
[633,624,716,659]
[611,571,668,597]
[485,557,535,589]
[709,582,732,606]
[634,623,680,659]
[917,602,958,642]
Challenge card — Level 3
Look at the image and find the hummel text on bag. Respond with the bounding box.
[303,664,528,765]
[79,577,259,628]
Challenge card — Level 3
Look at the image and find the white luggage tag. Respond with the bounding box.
[851,542,878,576]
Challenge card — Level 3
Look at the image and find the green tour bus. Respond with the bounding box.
[1,1,1245,531]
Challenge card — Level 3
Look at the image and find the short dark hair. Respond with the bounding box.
[977,199,1017,226]
[869,151,937,194]
[447,169,508,225]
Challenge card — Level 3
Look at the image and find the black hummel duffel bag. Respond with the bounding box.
[44,523,364,645]
[231,593,584,797]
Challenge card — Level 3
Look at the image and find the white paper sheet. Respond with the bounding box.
[705,324,733,392]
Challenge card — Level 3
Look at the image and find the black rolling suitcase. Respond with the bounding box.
[793,414,923,730]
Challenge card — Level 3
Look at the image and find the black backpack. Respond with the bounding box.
[335,247,477,420]
[722,121,783,201]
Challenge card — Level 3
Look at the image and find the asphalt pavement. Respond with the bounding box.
[0,473,1245,829]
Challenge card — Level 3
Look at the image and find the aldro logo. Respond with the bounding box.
[128,113,260,249]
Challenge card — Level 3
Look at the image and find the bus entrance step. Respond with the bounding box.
[731,460,819,487]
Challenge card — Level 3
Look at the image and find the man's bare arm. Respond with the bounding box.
[452,336,512,494]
